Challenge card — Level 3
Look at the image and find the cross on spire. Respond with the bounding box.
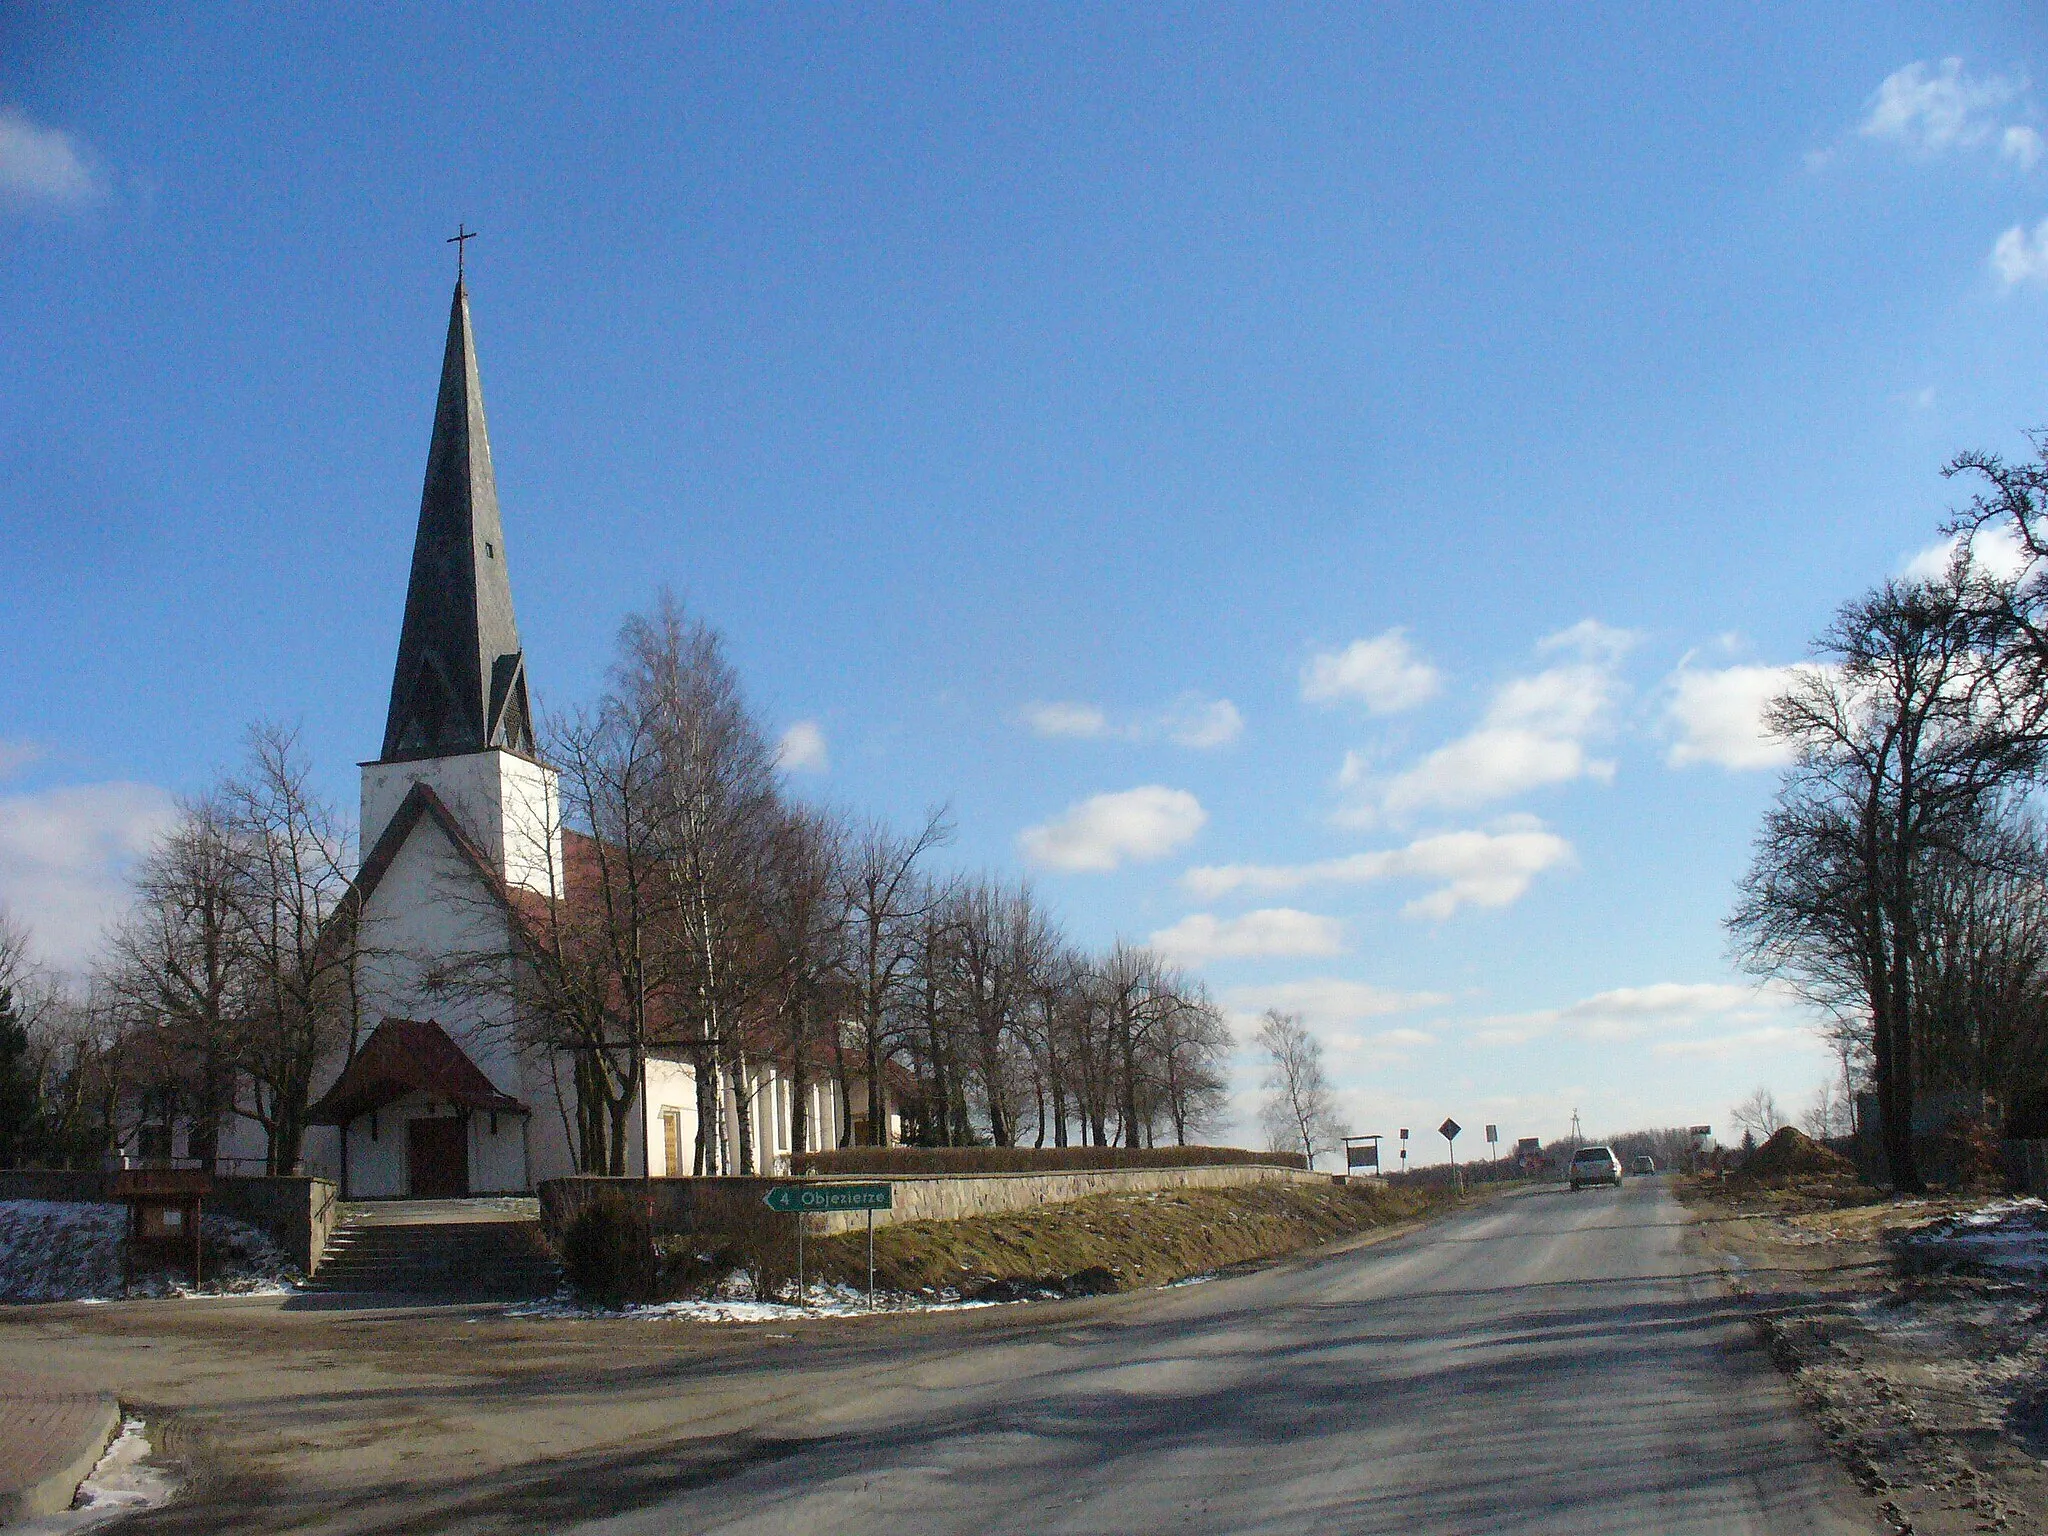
[447,223,477,283]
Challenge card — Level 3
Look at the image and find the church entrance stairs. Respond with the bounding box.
[307,1199,559,1299]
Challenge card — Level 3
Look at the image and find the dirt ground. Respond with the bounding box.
[1682,1177,2048,1535]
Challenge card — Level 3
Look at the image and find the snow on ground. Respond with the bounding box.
[507,1274,1005,1323]
[0,1200,301,1302]
[1895,1197,2048,1275]
[12,1417,180,1534]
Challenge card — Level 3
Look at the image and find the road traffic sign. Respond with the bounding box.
[1485,1124,1497,1144]
[1439,1118,1461,1141]
[763,1183,894,1213]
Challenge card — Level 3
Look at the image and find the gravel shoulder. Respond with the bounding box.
[1681,1177,2048,1535]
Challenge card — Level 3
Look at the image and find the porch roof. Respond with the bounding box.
[307,1018,527,1125]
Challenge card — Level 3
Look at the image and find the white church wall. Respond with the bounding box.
[361,749,563,898]
[526,1054,582,1183]
[337,1093,528,1197]
[353,812,527,1102]
[470,1107,527,1193]
[213,1088,343,1178]
[640,1055,699,1177]
[345,1105,409,1198]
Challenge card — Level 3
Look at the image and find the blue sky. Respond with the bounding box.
[6,5,2048,1157]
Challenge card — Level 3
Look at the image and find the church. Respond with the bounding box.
[214,273,894,1197]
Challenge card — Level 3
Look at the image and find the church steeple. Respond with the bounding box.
[379,278,536,763]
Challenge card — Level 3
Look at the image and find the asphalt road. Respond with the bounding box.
[569,1177,1876,1536]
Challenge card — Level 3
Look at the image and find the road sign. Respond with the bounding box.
[1485,1124,1497,1144]
[1439,1118,1461,1141]
[763,1183,893,1213]
[1399,1128,1409,1140]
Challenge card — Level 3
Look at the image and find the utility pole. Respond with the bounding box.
[1569,1108,1583,1149]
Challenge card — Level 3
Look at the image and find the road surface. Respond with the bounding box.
[556,1176,1873,1535]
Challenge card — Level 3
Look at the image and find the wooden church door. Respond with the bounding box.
[407,1116,469,1198]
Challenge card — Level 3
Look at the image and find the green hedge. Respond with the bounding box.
[790,1145,1307,1175]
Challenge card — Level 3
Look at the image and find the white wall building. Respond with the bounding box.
[212,276,890,1196]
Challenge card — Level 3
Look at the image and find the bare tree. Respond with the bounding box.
[1799,1081,1848,1141]
[1256,1009,1345,1168]
[1729,1086,1784,1145]
[1152,976,1232,1146]
[1731,575,2048,1191]
[103,795,248,1168]
[841,812,950,1146]
[224,725,358,1173]
[624,596,782,1174]
[757,802,847,1163]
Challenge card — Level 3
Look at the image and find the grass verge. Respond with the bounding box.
[801,1178,1448,1298]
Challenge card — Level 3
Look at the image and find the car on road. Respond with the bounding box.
[1569,1145,1623,1191]
[1631,1155,1656,1176]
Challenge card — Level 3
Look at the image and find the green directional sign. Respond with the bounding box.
[763,1183,893,1213]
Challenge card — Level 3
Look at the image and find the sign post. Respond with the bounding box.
[1341,1135,1382,1177]
[764,1184,894,1309]
[1399,1127,1409,1174]
[1440,1118,1462,1196]
[1485,1123,1498,1176]
[1689,1124,1714,1174]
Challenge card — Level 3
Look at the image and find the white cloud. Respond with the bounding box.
[0,108,102,209]
[1653,1025,1807,1060]
[0,741,43,781]
[1019,693,1242,749]
[775,719,829,773]
[2006,125,2047,171]
[1219,977,1450,1030]
[1020,701,1110,739]
[1902,523,2032,581]
[1186,817,1574,919]
[1991,219,2048,287]
[1663,662,1806,770]
[1859,59,2027,157]
[1159,695,1244,749]
[1300,630,1441,713]
[1149,908,1343,966]
[1348,620,1633,822]
[1018,785,1206,873]
[1469,981,1788,1048]
[0,781,179,970]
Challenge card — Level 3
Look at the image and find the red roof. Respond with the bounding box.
[306,1018,526,1125]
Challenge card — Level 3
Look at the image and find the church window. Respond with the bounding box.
[485,541,494,558]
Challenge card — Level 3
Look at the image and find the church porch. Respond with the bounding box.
[308,1019,531,1199]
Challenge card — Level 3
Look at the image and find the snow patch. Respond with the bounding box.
[508,1277,1004,1324]
[1896,1197,2048,1275]
[13,1416,178,1533]
[0,1200,301,1302]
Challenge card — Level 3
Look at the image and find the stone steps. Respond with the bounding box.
[309,1216,559,1299]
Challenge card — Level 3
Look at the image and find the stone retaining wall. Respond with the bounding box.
[0,1170,339,1274]
[539,1162,1331,1246]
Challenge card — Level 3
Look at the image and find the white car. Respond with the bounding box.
[1569,1145,1622,1191]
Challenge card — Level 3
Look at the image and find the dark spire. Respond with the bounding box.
[379,279,536,763]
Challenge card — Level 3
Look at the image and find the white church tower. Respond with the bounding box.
[296,274,577,1198]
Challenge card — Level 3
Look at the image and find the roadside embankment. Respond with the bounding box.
[798,1177,1443,1298]
[1681,1163,2048,1536]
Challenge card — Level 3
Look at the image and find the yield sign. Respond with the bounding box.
[1439,1118,1461,1141]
